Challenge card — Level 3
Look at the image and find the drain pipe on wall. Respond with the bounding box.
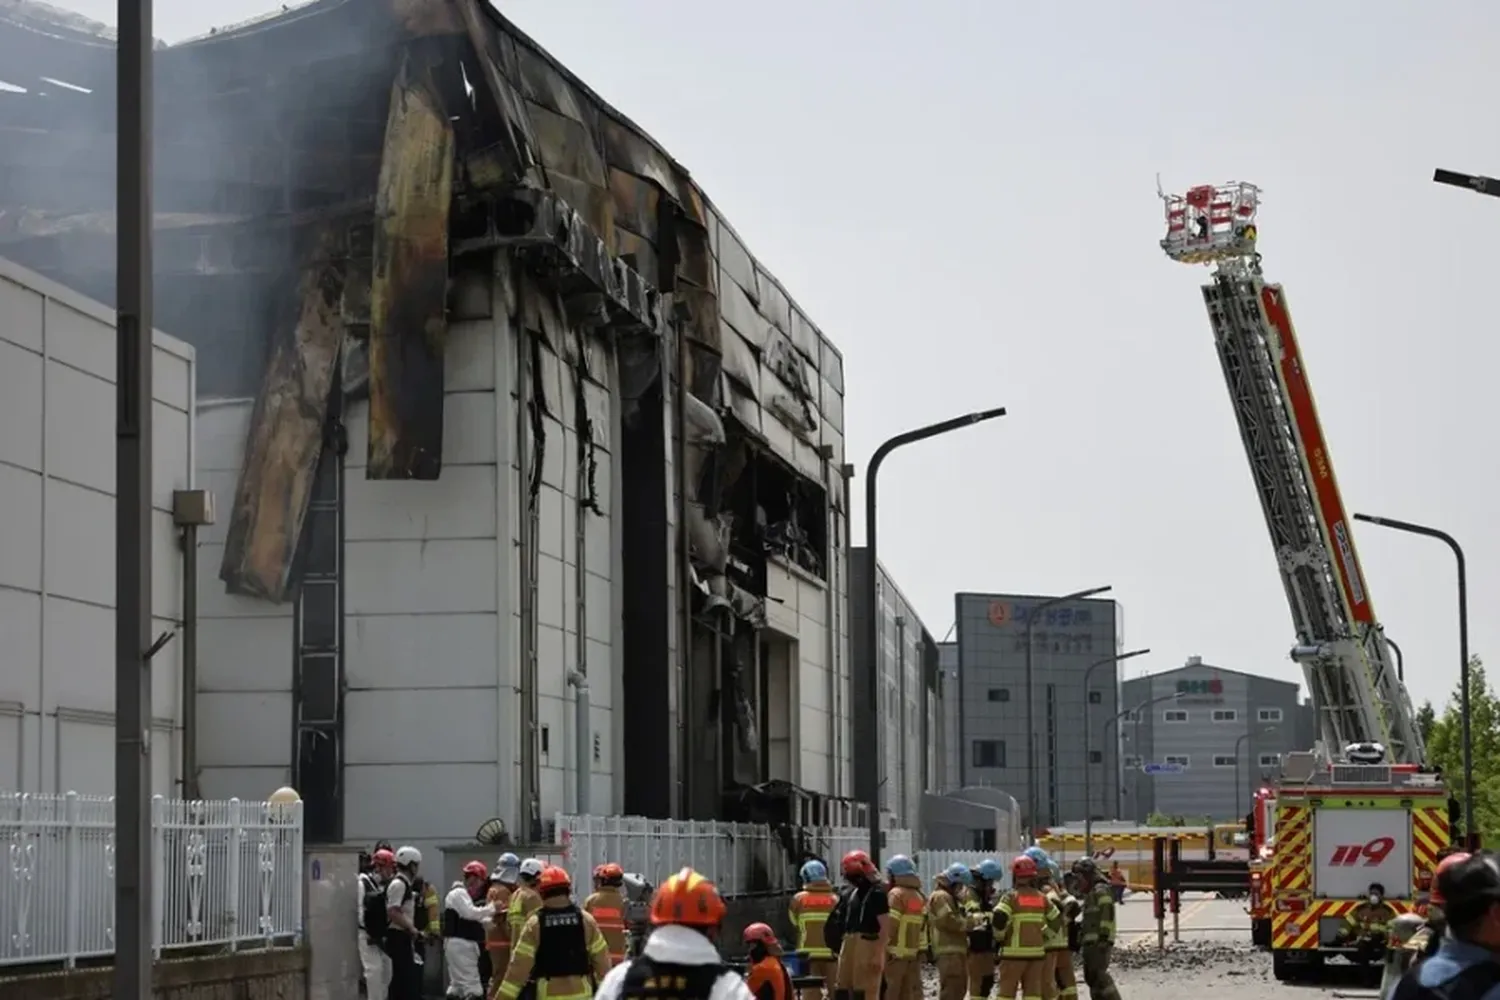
[571,331,597,816]
[172,489,215,802]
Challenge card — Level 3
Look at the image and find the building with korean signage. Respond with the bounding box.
[1122,658,1316,822]
[952,592,1124,827]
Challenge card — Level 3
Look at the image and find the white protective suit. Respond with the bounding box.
[357,872,391,1000]
[593,924,755,1000]
[443,883,496,999]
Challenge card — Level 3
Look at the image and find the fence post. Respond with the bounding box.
[227,798,243,952]
[63,791,79,968]
[292,800,305,944]
[152,796,165,958]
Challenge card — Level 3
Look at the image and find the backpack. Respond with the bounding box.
[361,874,390,940]
[823,888,849,955]
[1391,959,1500,1000]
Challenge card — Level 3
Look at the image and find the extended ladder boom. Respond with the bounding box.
[1160,182,1424,763]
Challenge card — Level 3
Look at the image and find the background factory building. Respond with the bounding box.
[0,0,857,853]
[1122,660,1315,821]
[953,591,1124,828]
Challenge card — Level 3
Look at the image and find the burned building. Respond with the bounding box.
[0,0,856,845]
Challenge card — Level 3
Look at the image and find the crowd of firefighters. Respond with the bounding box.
[354,842,1124,1000]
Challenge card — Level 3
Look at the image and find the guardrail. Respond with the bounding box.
[555,814,915,895]
[0,792,303,968]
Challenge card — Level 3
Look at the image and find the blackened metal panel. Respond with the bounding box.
[366,45,454,480]
[219,231,346,600]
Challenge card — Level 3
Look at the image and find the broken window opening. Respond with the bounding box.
[749,449,827,580]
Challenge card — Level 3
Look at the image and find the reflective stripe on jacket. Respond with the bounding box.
[993,888,1051,960]
[583,888,628,964]
[790,885,838,959]
[925,886,968,956]
[1080,884,1115,946]
[887,880,927,959]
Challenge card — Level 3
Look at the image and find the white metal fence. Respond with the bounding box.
[555,814,915,895]
[0,792,304,968]
[914,850,1020,890]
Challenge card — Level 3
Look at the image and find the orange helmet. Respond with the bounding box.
[463,860,489,880]
[649,867,727,928]
[1432,852,1472,907]
[595,862,625,884]
[538,865,572,893]
[841,850,874,877]
[743,922,777,947]
[1012,856,1038,880]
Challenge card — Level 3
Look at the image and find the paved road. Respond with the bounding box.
[1115,891,1252,949]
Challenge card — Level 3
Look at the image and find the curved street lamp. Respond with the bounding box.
[1083,648,1151,852]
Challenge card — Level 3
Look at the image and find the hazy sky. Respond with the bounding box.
[53,0,1500,711]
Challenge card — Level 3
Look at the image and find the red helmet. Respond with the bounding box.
[743,922,777,947]
[1012,856,1038,879]
[649,868,727,928]
[1432,852,1472,907]
[538,865,572,893]
[372,849,396,868]
[594,862,624,884]
[841,850,874,877]
[463,860,488,880]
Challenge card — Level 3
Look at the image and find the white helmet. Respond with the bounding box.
[395,846,422,868]
[519,858,544,880]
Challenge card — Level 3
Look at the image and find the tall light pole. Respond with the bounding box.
[1025,585,1111,835]
[1433,167,1500,201]
[1083,648,1150,853]
[1352,513,1474,843]
[1381,630,1405,682]
[1234,726,1278,820]
[1104,692,1182,826]
[858,407,1007,864]
[116,2,155,999]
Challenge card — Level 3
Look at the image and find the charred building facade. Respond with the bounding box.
[0,0,854,845]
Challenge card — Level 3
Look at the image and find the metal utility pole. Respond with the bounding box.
[1353,513,1473,842]
[115,2,155,999]
[1025,585,1111,835]
[1433,167,1500,200]
[1083,647,1149,853]
[858,407,1007,865]
[1382,631,1405,683]
[1105,692,1182,823]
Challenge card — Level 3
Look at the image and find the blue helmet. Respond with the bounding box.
[1023,846,1050,864]
[943,863,973,885]
[496,852,520,869]
[800,859,828,883]
[886,854,917,878]
[1047,860,1062,882]
[977,859,1004,882]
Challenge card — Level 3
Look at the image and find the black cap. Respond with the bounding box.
[1438,853,1500,929]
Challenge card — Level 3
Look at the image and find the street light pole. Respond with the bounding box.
[1025,585,1111,835]
[115,3,155,1000]
[1353,513,1473,843]
[858,407,1007,864]
[1234,727,1278,821]
[1104,693,1181,826]
[1083,648,1150,853]
[1382,632,1405,683]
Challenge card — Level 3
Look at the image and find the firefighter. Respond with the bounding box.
[927,864,972,1000]
[495,865,611,1000]
[487,854,522,997]
[1074,859,1119,1000]
[992,856,1055,1000]
[789,860,839,1000]
[744,923,794,1000]
[1340,882,1401,959]
[585,863,630,967]
[508,859,545,946]
[834,849,890,1000]
[445,861,499,1000]
[1039,861,1078,1000]
[592,868,753,1000]
[1390,852,1500,1000]
[1408,852,1471,959]
[883,855,926,1000]
[963,859,1003,1000]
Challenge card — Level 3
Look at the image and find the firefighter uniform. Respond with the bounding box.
[789,863,839,1000]
[834,850,890,1000]
[992,859,1054,1000]
[962,879,996,1000]
[927,867,973,1000]
[488,882,517,993]
[1342,898,1401,943]
[584,886,628,967]
[883,856,927,1000]
[510,883,545,946]
[1040,870,1077,1000]
[497,884,611,1000]
[1076,864,1119,1000]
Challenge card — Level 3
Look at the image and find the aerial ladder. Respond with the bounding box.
[1158,181,1422,762]
[1160,184,1452,977]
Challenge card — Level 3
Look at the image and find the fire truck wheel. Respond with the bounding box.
[1252,919,1271,949]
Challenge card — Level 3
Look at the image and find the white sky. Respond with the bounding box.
[53,0,1500,710]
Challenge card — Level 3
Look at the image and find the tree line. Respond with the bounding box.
[1417,656,1500,846]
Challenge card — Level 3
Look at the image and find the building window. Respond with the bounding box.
[1259,753,1281,768]
[1088,690,1102,704]
[1122,709,1140,723]
[987,688,1010,703]
[1163,709,1188,723]
[1164,754,1190,768]
[1258,707,1283,722]
[1213,755,1237,767]
[1212,709,1238,722]
[1123,754,1142,767]
[1089,750,1103,764]
[973,740,1006,768]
